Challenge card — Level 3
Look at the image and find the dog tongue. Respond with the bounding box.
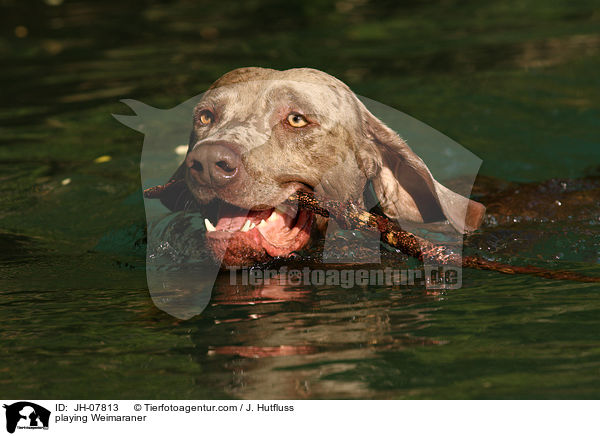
[214,203,270,231]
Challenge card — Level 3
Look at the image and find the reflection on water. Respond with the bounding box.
[191,273,444,399]
[1,0,600,399]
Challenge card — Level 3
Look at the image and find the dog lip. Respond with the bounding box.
[256,208,310,249]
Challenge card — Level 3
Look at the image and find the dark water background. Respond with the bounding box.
[1,0,599,398]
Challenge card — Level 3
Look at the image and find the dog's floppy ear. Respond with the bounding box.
[361,108,485,233]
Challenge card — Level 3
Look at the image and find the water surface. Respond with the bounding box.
[1,0,599,399]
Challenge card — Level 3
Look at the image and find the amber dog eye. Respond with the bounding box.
[197,109,214,125]
[286,113,309,128]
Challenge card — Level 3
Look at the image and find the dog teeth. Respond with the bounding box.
[249,222,256,230]
[204,218,216,232]
[240,220,252,232]
[258,219,268,229]
[267,210,279,222]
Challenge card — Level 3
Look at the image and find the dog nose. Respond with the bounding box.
[186,143,240,187]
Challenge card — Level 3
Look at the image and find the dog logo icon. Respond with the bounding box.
[3,402,50,434]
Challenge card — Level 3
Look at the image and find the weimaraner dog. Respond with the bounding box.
[160,67,485,266]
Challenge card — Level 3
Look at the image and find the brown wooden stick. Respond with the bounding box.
[143,184,600,283]
[288,191,600,283]
[143,177,182,199]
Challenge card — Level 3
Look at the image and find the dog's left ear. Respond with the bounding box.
[360,107,485,233]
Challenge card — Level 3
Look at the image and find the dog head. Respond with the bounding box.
[161,67,485,265]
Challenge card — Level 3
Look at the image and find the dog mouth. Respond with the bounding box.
[203,200,314,266]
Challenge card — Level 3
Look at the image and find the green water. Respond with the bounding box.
[1,0,599,399]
